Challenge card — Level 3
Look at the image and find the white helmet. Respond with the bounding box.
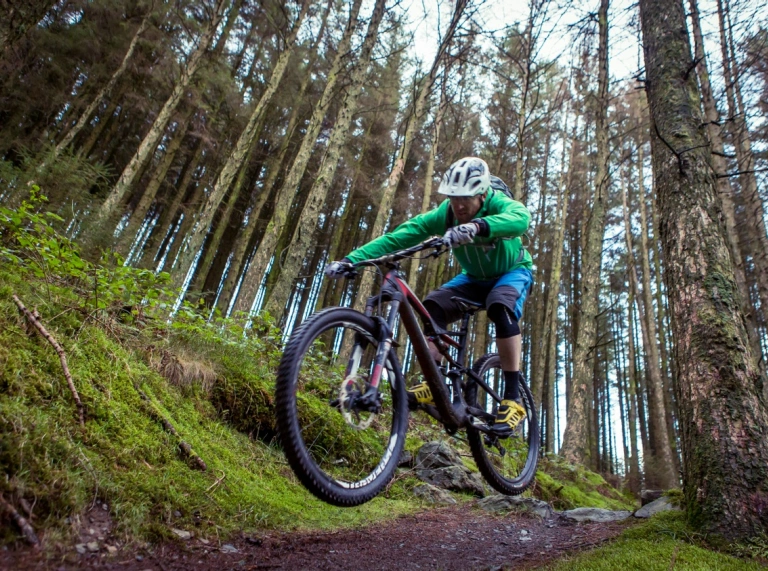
[437,157,491,197]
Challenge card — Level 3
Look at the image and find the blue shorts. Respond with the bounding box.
[423,268,534,323]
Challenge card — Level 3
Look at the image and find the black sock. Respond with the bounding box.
[503,371,521,401]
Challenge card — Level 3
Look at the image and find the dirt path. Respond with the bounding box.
[1,504,633,570]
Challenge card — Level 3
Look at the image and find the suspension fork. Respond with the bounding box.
[340,295,402,413]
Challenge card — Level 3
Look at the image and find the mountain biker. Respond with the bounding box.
[325,157,533,435]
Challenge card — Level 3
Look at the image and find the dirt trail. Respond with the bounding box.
[0,504,633,571]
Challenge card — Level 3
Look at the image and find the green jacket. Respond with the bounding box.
[346,189,533,279]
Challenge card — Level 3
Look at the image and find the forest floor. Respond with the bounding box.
[0,503,631,570]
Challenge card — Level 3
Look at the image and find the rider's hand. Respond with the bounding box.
[443,223,478,247]
[324,259,354,279]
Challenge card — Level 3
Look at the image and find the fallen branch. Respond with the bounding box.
[135,388,207,471]
[0,493,39,546]
[205,470,227,493]
[12,294,85,426]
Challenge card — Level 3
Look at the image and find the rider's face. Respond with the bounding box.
[449,193,486,224]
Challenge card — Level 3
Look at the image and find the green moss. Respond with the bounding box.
[0,272,420,545]
[532,456,636,511]
[544,512,763,570]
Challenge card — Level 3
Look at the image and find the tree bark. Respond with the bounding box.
[560,0,610,466]
[638,0,768,539]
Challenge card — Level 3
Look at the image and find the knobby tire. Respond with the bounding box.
[275,308,408,506]
[466,353,540,495]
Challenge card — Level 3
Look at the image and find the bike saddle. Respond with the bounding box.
[451,296,484,314]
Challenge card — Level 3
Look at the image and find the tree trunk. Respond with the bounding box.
[232,0,364,313]
[687,0,763,366]
[215,0,334,315]
[621,176,678,489]
[262,0,388,318]
[625,282,643,493]
[716,0,768,373]
[559,0,610,466]
[137,136,206,269]
[116,108,195,258]
[94,0,229,226]
[639,0,768,539]
[171,1,310,291]
[528,124,553,409]
[639,144,681,479]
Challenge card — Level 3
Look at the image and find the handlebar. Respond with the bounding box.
[353,236,447,269]
[332,237,448,278]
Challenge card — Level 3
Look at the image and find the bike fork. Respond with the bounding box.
[341,300,401,412]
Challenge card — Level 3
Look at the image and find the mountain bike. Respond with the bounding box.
[275,237,539,506]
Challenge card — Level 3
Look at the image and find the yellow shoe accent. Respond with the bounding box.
[493,399,526,434]
[407,382,434,406]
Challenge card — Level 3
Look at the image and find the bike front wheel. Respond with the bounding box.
[275,307,408,506]
[465,353,539,495]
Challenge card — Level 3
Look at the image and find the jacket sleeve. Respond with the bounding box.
[483,195,531,239]
[346,202,449,263]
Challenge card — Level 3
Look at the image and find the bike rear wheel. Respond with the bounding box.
[466,353,539,495]
[275,307,408,506]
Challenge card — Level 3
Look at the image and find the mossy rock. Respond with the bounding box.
[533,456,636,511]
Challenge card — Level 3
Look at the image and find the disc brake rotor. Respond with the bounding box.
[339,375,376,430]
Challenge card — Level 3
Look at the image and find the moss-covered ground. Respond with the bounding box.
[0,273,427,545]
[543,511,767,570]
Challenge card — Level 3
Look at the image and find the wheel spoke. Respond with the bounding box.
[466,353,539,495]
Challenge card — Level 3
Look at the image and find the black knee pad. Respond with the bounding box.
[487,303,520,339]
[423,299,448,330]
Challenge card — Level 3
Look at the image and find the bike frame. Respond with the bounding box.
[356,263,504,433]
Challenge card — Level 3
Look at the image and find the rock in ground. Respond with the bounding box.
[171,528,192,540]
[417,465,485,497]
[414,441,463,470]
[634,496,679,518]
[414,441,486,496]
[398,450,414,467]
[562,508,632,523]
[478,495,554,519]
[412,483,457,505]
[640,489,664,505]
